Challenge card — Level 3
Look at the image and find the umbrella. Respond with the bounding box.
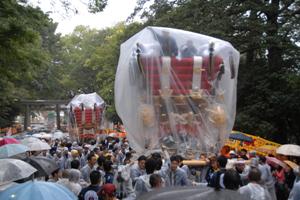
[0,159,37,185]
[24,156,59,177]
[0,181,77,200]
[21,137,51,151]
[21,136,41,144]
[138,185,250,200]
[229,132,253,142]
[266,156,287,169]
[276,144,300,157]
[284,160,299,170]
[0,137,20,146]
[0,144,29,158]
[52,131,64,139]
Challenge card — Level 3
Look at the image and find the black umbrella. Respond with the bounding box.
[229,132,253,142]
[24,156,59,178]
[138,186,251,200]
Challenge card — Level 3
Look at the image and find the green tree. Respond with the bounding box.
[0,0,62,127]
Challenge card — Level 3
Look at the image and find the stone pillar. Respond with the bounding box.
[56,104,61,130]
[24,105,30,130]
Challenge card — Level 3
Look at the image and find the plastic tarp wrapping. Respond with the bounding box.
[67,93,105,141]
[115,27,240,156]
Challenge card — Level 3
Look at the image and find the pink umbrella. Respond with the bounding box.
[266,156,287,169]
[0,138,20,146]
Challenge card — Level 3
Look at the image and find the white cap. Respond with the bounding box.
[229,150,236,155]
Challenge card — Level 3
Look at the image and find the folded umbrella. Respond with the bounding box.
[0,137,20,146]
[276,144,300,157]
[24,156,59,177]
[0,181,77,200]
[0,144,29,158]
[0,159,37,185]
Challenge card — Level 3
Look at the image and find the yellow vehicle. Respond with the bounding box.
[225,130,281,156]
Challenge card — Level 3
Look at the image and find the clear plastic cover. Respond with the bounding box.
[115,27,240,156]
[67,93,105,141]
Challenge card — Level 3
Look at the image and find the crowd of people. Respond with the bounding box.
[15,136,300,200]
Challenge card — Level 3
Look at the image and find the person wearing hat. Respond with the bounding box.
[229,150,238,159]
[235,159,250,186]
[98,183,118,200]
[65,149,81,169]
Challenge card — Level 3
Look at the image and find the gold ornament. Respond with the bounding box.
[159,87,173,99]
[139,104,156,127]
[207,105,227,127]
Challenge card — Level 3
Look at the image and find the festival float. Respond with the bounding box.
[67,93,105,141]
[115,27,240,158]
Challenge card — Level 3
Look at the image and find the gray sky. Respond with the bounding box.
[30,0,138,35]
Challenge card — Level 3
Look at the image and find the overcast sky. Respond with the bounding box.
[30,0,138,35]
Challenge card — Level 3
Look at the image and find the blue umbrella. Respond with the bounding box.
[0,181,77,200]
[229,132,253,142]
[0,144,29,158]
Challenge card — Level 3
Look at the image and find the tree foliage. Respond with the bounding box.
[0,0,62,127]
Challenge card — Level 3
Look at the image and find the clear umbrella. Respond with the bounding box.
[0,159,37,185]
[21,137,50,151]
[0,181,77,200]
[276,144,300,157]
[0,144,29,159]
[138,186,251,200]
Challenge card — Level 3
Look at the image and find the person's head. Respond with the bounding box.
[123,158,131,165]
[97,155,106,169]
[149,174,163,188]
[61,169,69,179]
[51,168,61,180]
[90,170,101,185]
[249,150,257,158]
[259,156,266,164]
[229,150,237,159]
[125,152,132,159]
[240,149,247,156]
[103,160,113,173]
[151,152,162,160]
[209,156,218,170]
[87,153,97,167]
[248,168,261,183]
[68,169,80,183]
[98,183,116,200]
[170,155,179,172]
[217,155,228,169]
[176,155,184,167]
[223,169,241,190]
[71,149,79,158]
[71,159,80,169]
[138,155,147,170]
[200,153,207,160]
[220,145,230,157]
[93,147,100,155]
[235,161,246,173]
[145,158,157,174]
